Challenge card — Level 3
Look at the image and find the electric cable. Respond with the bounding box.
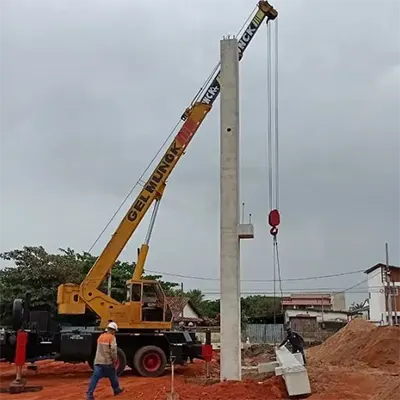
[145,268,366,282]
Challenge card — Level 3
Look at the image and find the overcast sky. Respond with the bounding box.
[1,0,399,306]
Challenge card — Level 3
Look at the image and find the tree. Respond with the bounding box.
[185,289,205,311]
[241,295,281,320]
[349,301,366,311]
[199,299,220,318]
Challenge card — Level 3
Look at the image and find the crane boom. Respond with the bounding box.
[58,1,277,320]
[199,3,277,107]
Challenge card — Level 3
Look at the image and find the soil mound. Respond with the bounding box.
[309,319,400,372]
[372,379,400,400]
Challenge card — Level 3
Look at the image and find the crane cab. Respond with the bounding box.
[126,279,172,325]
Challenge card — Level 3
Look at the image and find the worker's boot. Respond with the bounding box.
[114,387,124,396]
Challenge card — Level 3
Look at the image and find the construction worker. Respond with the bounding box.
[86,322,124,400]
[278,325,306,365]
[187,322,196,363]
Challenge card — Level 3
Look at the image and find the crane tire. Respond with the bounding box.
[88,348,126,376]
[133,345,167,377]
[115,347,127,376]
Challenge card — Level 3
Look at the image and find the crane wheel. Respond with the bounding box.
[133,345,167,377]
[115,347,127,376]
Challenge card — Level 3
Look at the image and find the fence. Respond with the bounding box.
[242,324,285,344]
[196,321,345,346]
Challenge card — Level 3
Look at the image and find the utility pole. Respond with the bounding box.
[385,243,393,326]
[392,280,398,325]
[220,36,241,382]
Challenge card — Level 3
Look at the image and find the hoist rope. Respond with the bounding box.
[266,18,283,345]
[274,19,280,209]
[267,21,273,211]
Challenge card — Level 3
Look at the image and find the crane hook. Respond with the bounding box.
[268,209,280,237]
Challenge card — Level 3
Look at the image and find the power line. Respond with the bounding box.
[201,290,372,295]
[339,269,380,293]
[199,275,381,296]
[145,268,365,282]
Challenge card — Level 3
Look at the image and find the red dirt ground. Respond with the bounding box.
[1,358,398,400]
[0,320,399,400]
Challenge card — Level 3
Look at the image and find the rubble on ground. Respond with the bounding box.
[242,343,275,366]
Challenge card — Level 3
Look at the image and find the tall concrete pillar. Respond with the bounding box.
[220,37,241,382]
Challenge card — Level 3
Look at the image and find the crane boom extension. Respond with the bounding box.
[58,1,277,321]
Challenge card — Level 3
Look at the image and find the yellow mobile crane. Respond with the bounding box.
[18,0,282,376]
[58,1,277,329]
[58,1,277,331]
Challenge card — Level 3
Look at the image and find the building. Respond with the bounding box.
[281,292,346,311]
[166,296,203,325]
[284,309,349,341]
[365,263,400,323]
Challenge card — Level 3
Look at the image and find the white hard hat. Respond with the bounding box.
[107,322,118,331]
[188,322,194,327]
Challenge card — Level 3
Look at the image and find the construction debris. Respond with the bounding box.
[242,344,275,366]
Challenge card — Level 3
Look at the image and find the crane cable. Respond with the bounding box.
[87,6,258,254]
[267,18,283,344]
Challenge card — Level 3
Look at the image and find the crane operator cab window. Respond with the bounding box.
[127,282,167,322]
[130,283,141,302]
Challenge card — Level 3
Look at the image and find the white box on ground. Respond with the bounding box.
[258,361,279,374]
[275,347,311,397]
[293,352,304,365]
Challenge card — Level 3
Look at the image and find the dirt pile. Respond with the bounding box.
[372,379,400,400]
[309,319,400,372]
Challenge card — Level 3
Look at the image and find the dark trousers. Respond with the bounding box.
[87,364,120,399]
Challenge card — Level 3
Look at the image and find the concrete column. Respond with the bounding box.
[220,37,241,382]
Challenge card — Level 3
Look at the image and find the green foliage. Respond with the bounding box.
[241,295,281,319]
[199,299,220,318]
[185,289,205,311]
[349,301,365,311]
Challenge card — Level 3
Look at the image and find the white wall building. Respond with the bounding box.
[365,263,400,324]
[285,309,349,323]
